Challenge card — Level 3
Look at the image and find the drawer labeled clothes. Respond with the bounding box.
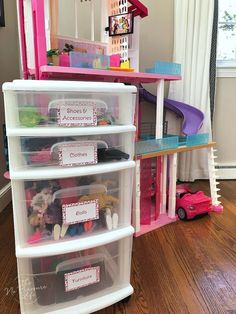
[12,169,133,246]
[3,88,136,128]
[17,238,132,313]
[8,133,134,170]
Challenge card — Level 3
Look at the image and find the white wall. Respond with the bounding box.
[139,0,174,74]
[214,77,236,165]
[0,0,20,210]
[139,0,174,126]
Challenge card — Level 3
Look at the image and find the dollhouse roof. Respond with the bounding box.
[128,0,148,18]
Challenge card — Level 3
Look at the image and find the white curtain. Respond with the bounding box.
[168,0,215,181]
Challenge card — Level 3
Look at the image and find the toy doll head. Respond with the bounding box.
[28,211,44,227]
[31,192,52,214]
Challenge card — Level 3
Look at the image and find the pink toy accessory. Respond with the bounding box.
[110,54,120,67]
[27,229,42,244]
[4,171,10,179]
[176,185,218,220]
[210,204,223,213]
[59,53,70,67]
[29,147,51,163]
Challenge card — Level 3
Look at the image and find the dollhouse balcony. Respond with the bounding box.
[40,65,181,83]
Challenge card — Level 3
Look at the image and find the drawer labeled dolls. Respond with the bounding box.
[3,81,136,129]
[8,132,134,170]
[12,168,133,246]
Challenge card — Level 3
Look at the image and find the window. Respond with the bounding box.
[217,0,236,68]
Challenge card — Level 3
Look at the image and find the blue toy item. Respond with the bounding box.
[77,223,84,235]
[136,136,179,155]
[70,51,110,70]
[166,133,209,147]
[145,60,181,76]
[186,133,209,146]
[68,225,77,237]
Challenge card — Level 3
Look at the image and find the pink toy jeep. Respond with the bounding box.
[176,185,223,220]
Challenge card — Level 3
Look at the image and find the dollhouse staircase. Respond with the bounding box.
[208,147,222,206]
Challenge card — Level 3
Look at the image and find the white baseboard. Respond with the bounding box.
[0,183,12,213]
[216,164,236,179]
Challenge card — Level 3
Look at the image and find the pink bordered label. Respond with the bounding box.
[57,102,97,127]
[62,199,99,225]
[64,266,100,292]
[58,142,97,167]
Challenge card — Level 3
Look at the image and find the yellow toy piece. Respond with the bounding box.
[120,60,130,69]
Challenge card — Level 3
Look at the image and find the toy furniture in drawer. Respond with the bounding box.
[17,237,133,313]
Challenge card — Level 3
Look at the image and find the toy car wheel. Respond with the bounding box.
[177,207,187,220]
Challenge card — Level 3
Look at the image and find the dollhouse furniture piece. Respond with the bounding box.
[3,80,137,313]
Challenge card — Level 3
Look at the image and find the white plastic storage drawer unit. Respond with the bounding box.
[8,131,135,171]
[11,165,134,250]
[2,80,137,129]
[17,232,134,314]
[3,79,136,313]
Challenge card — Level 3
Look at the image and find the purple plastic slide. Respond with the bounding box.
[139,86,204,135]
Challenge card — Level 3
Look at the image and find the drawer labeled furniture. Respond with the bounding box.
[8,132,134,170]
[17,236,133,313]
[3,80,136,129]
[12,168,133,247]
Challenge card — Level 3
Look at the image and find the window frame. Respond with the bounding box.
[216,2,236,76]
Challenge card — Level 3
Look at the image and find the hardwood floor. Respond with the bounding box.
[0,181,235,314]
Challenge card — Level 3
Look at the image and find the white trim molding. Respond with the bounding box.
[216,163,236,179]
[217,67,236,78]
[0,183,11,213]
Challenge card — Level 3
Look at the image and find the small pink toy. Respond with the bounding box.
[210,203,223,213]
[176,185,222,220]
[59,53,70,67]
[110,54,120,67]
[27,229,42,244]
[29,147,51,163]
[25,187,37,208]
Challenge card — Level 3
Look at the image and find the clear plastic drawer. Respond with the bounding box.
[17,237,133,313]
[8,132,134,170]
[12,168,133,247]
[3,81,136,129]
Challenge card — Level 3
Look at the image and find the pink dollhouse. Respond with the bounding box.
[17,0,222,237]
[18,0,148,79]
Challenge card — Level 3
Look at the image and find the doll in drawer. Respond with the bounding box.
[26,178,120,244]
